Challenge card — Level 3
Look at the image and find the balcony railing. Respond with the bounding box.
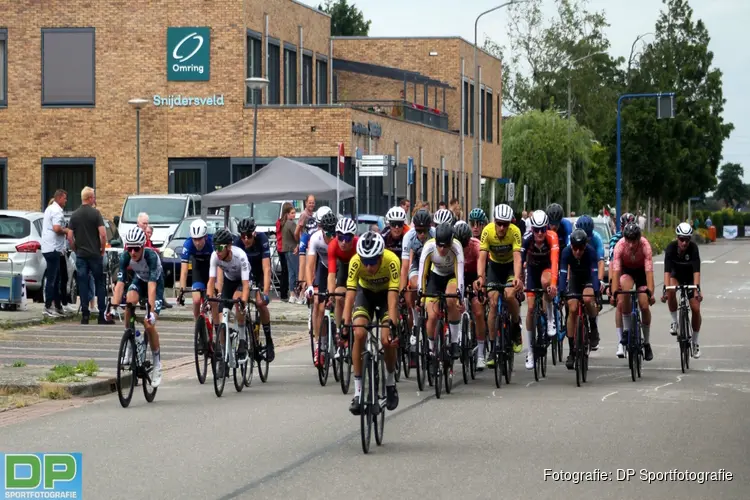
[340,100,450,131]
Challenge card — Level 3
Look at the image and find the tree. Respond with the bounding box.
[319,0,371,36]
[584,142,615,212]
[714,163,747,207]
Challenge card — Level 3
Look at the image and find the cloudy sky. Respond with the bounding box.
[302,0,749,180]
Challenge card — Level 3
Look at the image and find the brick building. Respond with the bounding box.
[0,0,503,220]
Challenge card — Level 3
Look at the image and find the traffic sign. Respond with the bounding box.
[506,182,515,202]
[407,156,414,185]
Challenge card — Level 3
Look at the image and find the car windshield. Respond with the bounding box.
[0,216,31,239]
[173,219,226,239]
[594,223,610,242]
[228,202,281,226]
[122,198,186,224]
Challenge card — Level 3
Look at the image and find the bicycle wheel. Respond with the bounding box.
[461,313,470,385]
[339,334,352,394]
[532,309,540,382]
[308,308,315,364]
[400,320,411,379]
[504,319,513,385]
[636,337,643,379]
[628,329,637,382]
[581,318,589,384]
[374,356,386,446]
[469,319,477,380]
[575,319,583,387]
[318,321,330,387]
[141,333,158,403]
[679,307,690,372]
[213,325,227,397]
[194,316,209,384]
[244,324,255,387]
[416,324,426,391]
[493,340,502,389]
[444,331,453,394]
[434,319,443,399]
[360,351,373,454]
[116,330,136,408]
[551,333,558,366]
[332,322,341,383]
[541,340,548,378]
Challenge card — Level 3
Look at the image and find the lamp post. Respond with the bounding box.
[472,1,524,209]
[127,98,148,194]
[565,51,605,215]
[245,77,270,175]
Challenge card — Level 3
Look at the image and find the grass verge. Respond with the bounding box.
[42,360,100,383]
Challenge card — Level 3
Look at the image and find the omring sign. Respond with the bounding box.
[167,27,210,81]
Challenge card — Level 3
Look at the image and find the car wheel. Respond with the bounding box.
[32,274,46,303]
[69,272,78,306]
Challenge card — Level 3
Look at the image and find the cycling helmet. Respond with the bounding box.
[576,215,594,237]
[124,226,147,246]
[435,222,454,246]
[385,206,407,223]
[336,217,357,235]
[357,231,385,258]
[412,209,432,228]
[622,222,641,241]
[318,212,338,232]
[570,228,588,247]
[213,228,233,245]
[546,203,564,225]
[315,206,332,222]
[453,221,472,247]
[493,204,513,222]
[433,208,453,225]
[676,222,693,237]
[238,217,256,234]
[529,210,548,229]
[469,208,487,223]
[189,219,208,239]
[620,212,635,227]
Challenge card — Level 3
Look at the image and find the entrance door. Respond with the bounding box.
[169,160,207,194]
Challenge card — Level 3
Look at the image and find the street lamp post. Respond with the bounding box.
[473,1,524,210]
[127,98,148,195]
[245,77,270,175]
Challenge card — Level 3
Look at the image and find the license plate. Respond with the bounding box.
[0,253,8,262]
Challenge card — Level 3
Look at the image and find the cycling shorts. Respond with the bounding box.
[353,287,391,322]
[487,260,515,287]
[127,276,165,315]
[424,271,457,304]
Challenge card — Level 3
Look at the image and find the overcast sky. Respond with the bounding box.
[302,0,749,180]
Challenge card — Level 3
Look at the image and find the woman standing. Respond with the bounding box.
[275,203,292,300]
[281,204,299,303]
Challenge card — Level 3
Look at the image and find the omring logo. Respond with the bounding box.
[167,27,210,81]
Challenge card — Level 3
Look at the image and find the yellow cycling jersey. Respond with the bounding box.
[346,249,401,293]
[480,223,522,264]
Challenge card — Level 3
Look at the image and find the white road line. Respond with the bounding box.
[526,381,535,387]
[654,382,673,391]
[726,261,739,264]
[588,365,750,373]
[702,260,715,263]
[654,261,664,265]
[601,391,618,401]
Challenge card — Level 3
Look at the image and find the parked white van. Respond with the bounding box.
[115,194,202,247]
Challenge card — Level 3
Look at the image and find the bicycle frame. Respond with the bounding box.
[562,291,597,386]
[614,289,650,381]
[483,282,516,388]
[665,284,698,373]
[525,287,549,381]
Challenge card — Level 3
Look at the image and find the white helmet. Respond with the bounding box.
[336,217,357,235]
[433,208,453,225]
[190,219,208,238]
[357,231,385,259]
[493,204,513,222]
[529,210,548,229]
[386,206,406,223]
[315,206,332,222]
[125,226,147,246]
[676,222,693,237]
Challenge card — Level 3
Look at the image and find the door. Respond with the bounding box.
[169,160,207,194]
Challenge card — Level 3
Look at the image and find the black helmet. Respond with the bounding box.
[546,203,564,225]
[213,228,233,245]
[435,222,454,246]
[620,212,635,227]
[570,228,588,247]
[623,222,641,241]
[318,212,338,232]
[453,222,472,247]
[412,209,431,228]
[238,217,256,234]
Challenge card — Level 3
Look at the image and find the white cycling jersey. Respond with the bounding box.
[401,227,435,261]
[306,229,329,266]
[209,246,250,282]
[417,238,465,293]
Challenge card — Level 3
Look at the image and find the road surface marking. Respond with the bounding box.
[702,260,715,263]
[526,381,535,387]
[726,260,739,264]
[601,391,618,401]
[654,261,664,265]
[654,382,673,391]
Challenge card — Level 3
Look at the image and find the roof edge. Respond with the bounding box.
[289,0,332,18]
[331,36,502,64]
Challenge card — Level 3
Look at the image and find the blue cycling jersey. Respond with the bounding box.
[233,232,270,281]
[180,234,214,263]
[558,244,600,293]
[554,219,573,246]
[299,232,311,253]
[591,231,604,261]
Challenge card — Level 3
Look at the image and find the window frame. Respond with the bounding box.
[267,40,281,105]
[469,83,475,136]
[316,56,328,104]
[246,30,263,105]
[0,29,7,107]
[302,51,313,105]
[480,86,486,141]
[40,157,95,211]
[486,88,493,143]
[41,28,96,107]
[0,158,6,209]
[462,80,469,136]
[283,44,297,105]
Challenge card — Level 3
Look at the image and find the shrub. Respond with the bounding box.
[644,229,674,255]
[696,228,710,244]
[711,211,723,236]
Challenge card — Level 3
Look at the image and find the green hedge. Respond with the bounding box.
[644,229,674,255]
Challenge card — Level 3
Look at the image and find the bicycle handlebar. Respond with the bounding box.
[664,285,699,290]
[613,289,652,297]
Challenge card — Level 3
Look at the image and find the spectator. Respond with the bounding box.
[41,189,69,317]
[705,216,713,228]
[281,204,299,303]
[449,198,462,221]
[86,198,105,313]
[515,213,527,236]
[47,198,75,314]
[295,194,317,289]
[521,210,532,237]
[399,198,411,223]
[67,187,112,325]
[137,212,154,248]
[438,201,447,210]
[275,202,292,300]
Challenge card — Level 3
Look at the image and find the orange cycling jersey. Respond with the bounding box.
[520,230,560,286]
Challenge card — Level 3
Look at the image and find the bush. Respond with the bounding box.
[696,228,710,243]
[644,229,674,255]
[711,210,724,236]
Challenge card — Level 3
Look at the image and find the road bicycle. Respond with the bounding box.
[551,296,566,365]
[177,288,214,385]
[665,284,699,373]
[614,289,651,382]
[243,287,271,384]
[525,287,550,382]
[206,297,252,397]
[108,299,158,408]
[394,289,411,382]
[313,290,346,387]
[413,293,429,391]
[484,282,516,388]
[418,290,462,399]
[459,285,478,384]
[562,292,598,387]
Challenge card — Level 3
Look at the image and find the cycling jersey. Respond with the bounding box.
[663,240,700,278]
[118,248,163,283]
[209,246,251,282]
[328,236,358,273]
[401,227,435,261]
[558,244,600,294]
[306,229,331,266]
[521,231,560,286]
[553,218,574,246]
[417,239,465,294]
[235,232,270,270]
[381,225,409,254]
[298,211,317,253]
[479,223,522,264]
[346,250,401,293]
[463,237,481,275]
[608,232,622,262]
[180,234,214,263]
[611,237,654,273]
[590,231,605,261]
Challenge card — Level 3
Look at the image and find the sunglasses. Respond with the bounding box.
[469,221,484,227]
[436,242,450,249]
[678,236,690,243]
[533,227,547,233]
[242,232,255,239]
[362,257,380,266]
[215,244,228,252]
[127,247,142,254]
[415,227,427,234]
[390,222,404,229]
[337,233,353,243]
[325,231,335,238]
[495,221,509,228]
[572,244,586,252]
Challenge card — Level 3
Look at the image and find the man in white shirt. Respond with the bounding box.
[41,189,69,317]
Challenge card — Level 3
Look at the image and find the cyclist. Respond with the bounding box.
[236,217,275,362]
[433,208,455,227]
[608,212,636,358]
[299,205,332,296]
[344,232,401,415]
[305,211,338,367]
[559,228,601,370]
[521,210,560,370]
[661,222,703,358]
[453,221,488,369]
[179,219,215,324]
[468,208,488,239]
[476,204,524,362]
[381,206,410,254]
[574,214,604,349]
[327,217,359,346]
[609,223,656,361]
[110,226,166,387]
[546,203,573,246]
[418,222,465,359]
[206,229,251,376]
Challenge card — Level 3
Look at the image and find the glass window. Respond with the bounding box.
[42,161,94,211]
[332,73,338,103]
[469,84,475,136]
[246,35,263,104]
[0,159,5,209]
[42,28,95,106]
[480,88,486,141]
[421,166,427,202]
[121,198,187,224]
[302,54,313,104]
[487,91,493,143]
[0,215,31,239]
[172,169,202,194]
[316,59,328,104]
[0,30,6,106]
[268,43,281,104]
[284,48,297,104]
[462,81,469,136]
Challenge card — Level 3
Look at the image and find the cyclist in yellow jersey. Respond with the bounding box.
[476,204,524,359]
[343,231,400,416]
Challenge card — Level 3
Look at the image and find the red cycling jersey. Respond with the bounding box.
[328,236,359,273]
[611,237,653,272]
[463,237,481,274]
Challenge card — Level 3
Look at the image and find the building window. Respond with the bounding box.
[268,42,281,104]
[332,73,338,103]
[284,47,297,105]
[498,98,501,145]
[462,81,469,136]
[487,90,493,142]
[42,159,94,211]
[480,87,486,141]
[316,59,328,104]
[421,165,427,202]
[302,53,313,105]
[0,29,6,107]
[41,28,95,106]
[432,167,438,208]
[469,84,475,136]
[246,33,263,104]
[442,170,448,203]
[0,159,6,209]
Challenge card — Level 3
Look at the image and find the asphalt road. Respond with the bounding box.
[2,239,749,499]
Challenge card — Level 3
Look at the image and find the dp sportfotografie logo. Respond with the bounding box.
[2,453,82,499]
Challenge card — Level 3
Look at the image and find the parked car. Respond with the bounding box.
[211,200,302,234]
[115,194,202,248]
[566,216,613,283]
[0,210,76,302]
[356,214,386,235]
